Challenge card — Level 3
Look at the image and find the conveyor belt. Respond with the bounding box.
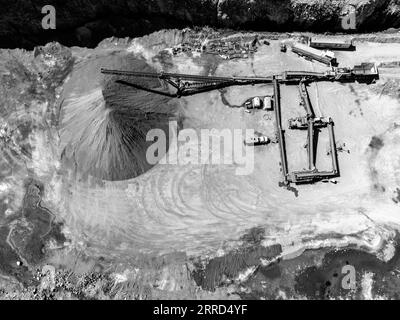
[273,78,289,184]
[299,81,315,119]
[100,68,275,84]
[101,67,343,185]
[328,121,339,174]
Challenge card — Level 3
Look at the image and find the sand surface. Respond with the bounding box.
[40,38,400,258]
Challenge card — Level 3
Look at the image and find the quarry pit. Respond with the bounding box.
[1,27,400,299]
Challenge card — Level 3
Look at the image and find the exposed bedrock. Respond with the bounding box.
[2,0,400,49]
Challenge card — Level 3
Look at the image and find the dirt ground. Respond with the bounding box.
[47,36,400,261]
[2,30,400,299]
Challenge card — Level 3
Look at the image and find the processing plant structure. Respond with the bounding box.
[101,60,379,186]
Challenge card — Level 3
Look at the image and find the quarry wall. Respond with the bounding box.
[1,0,400,49]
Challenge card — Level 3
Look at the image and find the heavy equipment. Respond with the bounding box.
[292,42,337,66]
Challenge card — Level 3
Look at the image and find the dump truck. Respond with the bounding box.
[244,136,270,146]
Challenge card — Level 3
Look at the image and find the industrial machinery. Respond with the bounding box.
[244,136,270,146]
[101,66,378,98]
[100,68,278,97]
[284,82,339,184]
[244,97,262,109]
[282,71,326,82]
[351,63,380,82]
[272,78,290,184]
[308,37,355,51]
[100,66,372,185]
[271,78,339,185]
[288,116,330,130]
[325,63,379,83]
[298,81,315,118]
[288,120,339,184]
[292,42,337,66]
[243,96,273,110]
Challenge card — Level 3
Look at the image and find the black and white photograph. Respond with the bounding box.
[1,0,400,308]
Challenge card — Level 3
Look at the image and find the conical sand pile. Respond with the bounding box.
[60,53,180,181]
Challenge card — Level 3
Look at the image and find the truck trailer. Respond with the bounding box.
[308,38,355,51]
[292,43,337,66]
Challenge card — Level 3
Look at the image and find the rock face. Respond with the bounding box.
[1,0,400,49]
